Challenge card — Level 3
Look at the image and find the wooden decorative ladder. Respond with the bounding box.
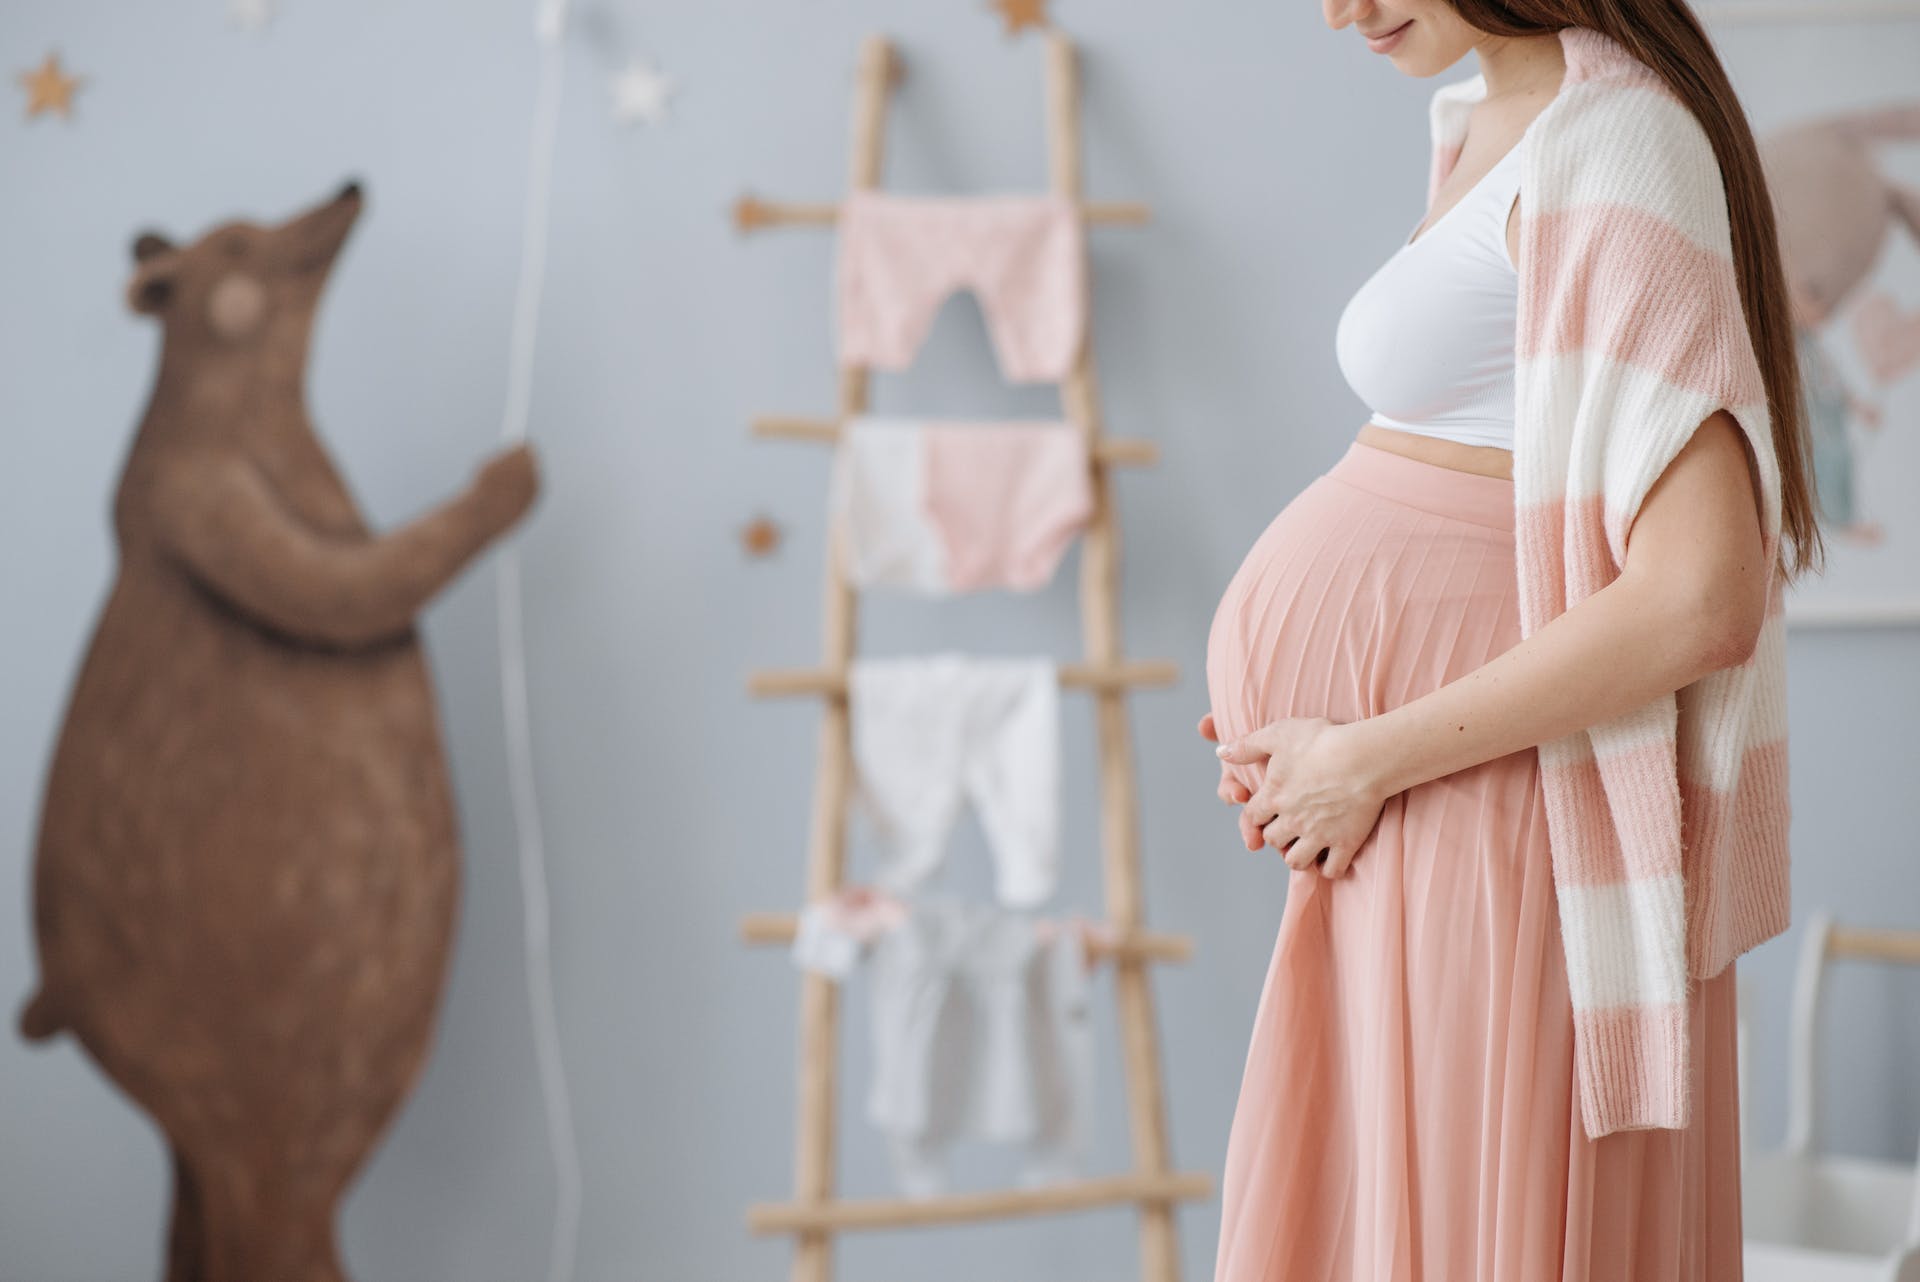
[732,30,1214,1282]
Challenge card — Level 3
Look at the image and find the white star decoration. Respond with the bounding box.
[227,0,275,32]
[611,58,675,127]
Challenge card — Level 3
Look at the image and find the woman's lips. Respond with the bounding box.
[1366,18,1412,52]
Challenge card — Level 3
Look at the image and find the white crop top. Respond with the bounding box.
[1333,135,1526,451]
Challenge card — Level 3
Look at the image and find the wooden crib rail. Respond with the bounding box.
[1826,922,1920,966]
[1785,910,1920,1158]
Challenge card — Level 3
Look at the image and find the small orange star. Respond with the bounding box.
[19,51,84,121]
[741,514,783,557]
[988,0,1051,36]
[732,194,770,235]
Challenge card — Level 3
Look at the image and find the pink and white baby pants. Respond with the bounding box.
[827,417,1093,595]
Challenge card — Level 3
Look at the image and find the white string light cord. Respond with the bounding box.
[496,2,582,1281]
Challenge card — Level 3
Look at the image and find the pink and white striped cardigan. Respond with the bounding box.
[1423,25,1792,1138]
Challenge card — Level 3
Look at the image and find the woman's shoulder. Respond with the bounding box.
[1423,28,1718,190]
[1544,68,1713,164]
[1421,26,1658,142]
[1529,66,1731,251]
[1419,29,1731,246]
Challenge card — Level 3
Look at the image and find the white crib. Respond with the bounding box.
[1740,909,1920,1282]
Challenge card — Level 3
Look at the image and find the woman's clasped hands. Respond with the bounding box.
[1196,712,1391,878]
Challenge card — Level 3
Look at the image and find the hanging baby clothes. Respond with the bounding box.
[827,417,1093,595]
[848,653,1060,909]
[789,884,911,978]
[793,890,1098,1197]
[835,191,1088,383]
[790,884,1120,980]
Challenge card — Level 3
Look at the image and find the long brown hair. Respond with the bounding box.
[1451,0,1828,584]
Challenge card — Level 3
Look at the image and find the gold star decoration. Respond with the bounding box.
[732,194,771,235]
[988,0,1051,37]
[741,513,783,557]
[19,51,84,122]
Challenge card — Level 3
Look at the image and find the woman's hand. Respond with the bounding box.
[1203,714,1391,877]
[1197,713,1254,805]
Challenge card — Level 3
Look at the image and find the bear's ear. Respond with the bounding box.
[132,231,174,263]
[127,230,179,315]
[126,259,177,316]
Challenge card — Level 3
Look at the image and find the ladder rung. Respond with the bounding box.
[734,194,1151,233]
[752,415,1158,467]
[740,912,1194,964]
[748,1170,1213,1234]
[749,659,1176,699]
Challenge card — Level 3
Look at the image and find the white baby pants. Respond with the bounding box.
[790,892,1097,1195]
[847,652,1060,909]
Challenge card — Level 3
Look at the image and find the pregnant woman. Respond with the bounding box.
[1203,10,1825,1282]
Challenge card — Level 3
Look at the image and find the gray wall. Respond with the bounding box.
[3,2,1916,1279]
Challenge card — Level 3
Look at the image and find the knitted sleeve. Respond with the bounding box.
[1516,68,1789,1138]
[1547,84,1782,574]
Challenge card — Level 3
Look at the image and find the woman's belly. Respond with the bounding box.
[1204,475,1371,780]
[1204,436,1522,804]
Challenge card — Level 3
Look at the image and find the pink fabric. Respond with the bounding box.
[1206,442,1744,1281]
[811,883,1117,977]
[809,885,911,943]
[921,421,1092,592]
[835,191,1087,383]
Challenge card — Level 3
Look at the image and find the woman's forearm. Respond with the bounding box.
[1336,573,1743,799]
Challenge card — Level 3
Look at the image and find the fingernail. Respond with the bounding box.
[1215,743,1230,758]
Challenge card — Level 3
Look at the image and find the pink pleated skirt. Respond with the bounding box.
[1204,439,1744,1282]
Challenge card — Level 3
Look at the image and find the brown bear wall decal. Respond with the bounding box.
[18,177,540,1282]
